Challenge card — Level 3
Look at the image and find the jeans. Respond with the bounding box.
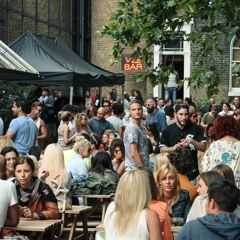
[165,87,177,103]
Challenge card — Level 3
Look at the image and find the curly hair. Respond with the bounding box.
[109,138,125,159]
[74,113,89,133]
[213,115,240,139]
[168,148,193,175]
[73,136,90,153]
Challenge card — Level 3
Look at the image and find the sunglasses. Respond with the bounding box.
[114,149,122,154]
[87,148,91,153]
[36,109,42,113]
[192,115,197,118]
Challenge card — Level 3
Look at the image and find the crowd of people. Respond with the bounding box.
[0,86,240,239]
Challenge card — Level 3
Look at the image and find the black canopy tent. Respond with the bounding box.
[9,31,125,87]
[0,68,42,80]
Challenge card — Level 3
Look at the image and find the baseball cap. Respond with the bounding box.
[175,104,189,113]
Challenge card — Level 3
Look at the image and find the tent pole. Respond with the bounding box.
[69,87,73,104]
[99,87,102,107]
[121,84,124,103]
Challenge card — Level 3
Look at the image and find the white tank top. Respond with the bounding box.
[104,202,149,240]
[35,117,41,130]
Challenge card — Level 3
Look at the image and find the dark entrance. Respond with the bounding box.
[162,55,184,101]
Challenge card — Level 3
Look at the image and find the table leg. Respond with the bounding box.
[68,214,78,240]
[81,211,89,240]
[36,233,44,240]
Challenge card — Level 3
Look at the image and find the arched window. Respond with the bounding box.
[229,36,240,96]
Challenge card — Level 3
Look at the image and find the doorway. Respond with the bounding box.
[162,55,184,100]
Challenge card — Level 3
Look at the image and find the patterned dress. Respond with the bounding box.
[201,140,240,188]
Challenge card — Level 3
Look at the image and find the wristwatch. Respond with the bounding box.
[186,135,193,143]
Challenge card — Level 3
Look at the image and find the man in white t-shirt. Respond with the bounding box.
[0,155,19,234]
[107,102,124,134]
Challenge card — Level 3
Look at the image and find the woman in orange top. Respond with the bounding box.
[140,166,172,240]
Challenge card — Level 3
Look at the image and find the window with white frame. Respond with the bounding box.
[162,37,183,52]
[229,37,240,96]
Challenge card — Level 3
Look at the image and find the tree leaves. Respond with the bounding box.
[102,0,240,97]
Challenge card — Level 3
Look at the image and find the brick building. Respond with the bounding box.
[91,1,240,106]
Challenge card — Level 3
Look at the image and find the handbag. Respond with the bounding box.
[3,231,30,240]
[51,175,72,238]
[50,175,72,210]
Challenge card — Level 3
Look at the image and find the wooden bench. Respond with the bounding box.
[95,223,182,239]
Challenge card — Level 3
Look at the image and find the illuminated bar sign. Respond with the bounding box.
[121,54,146,72]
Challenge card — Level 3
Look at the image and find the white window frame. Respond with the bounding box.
[229,36,240,96]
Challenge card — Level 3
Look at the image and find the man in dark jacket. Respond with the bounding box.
[88,107,115,137]
[176,179,240,240]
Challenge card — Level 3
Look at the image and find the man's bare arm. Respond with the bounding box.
[38,120,47,140]
[6,130,15,139]
[160,145,179,152]
[129,143,144,166]
[4,203,20,227]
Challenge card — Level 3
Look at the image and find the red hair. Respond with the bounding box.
[213,116,240,140]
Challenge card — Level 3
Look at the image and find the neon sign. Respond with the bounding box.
[121,54,146,72]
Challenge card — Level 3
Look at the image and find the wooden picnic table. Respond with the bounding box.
[83,194,113,221]
[59,205,92,240]
[5,218,62,240]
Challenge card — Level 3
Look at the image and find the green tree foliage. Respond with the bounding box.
[0,81,37,122]
[102,0,240,97]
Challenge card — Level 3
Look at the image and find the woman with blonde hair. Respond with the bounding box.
[40,143,70,189]
[153,152,170,177]
[28,155,39,177]
[66,136,91,179]
[57,111,78,150]
[155,163,191,226]
[139,166,172,240]
[0,135,14,152]
[74,113,92,135]
[104,168,162,239]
